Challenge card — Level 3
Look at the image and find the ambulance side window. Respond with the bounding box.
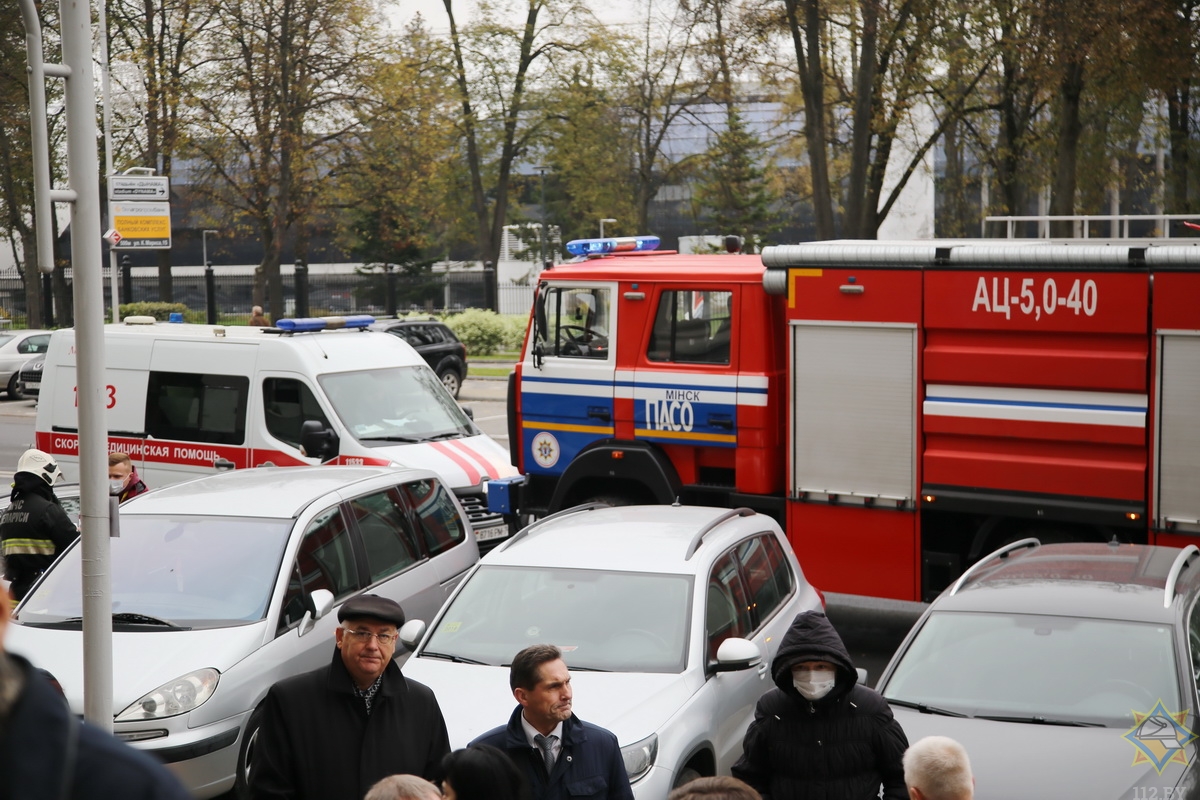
[145,372,249,444]
[538,286,611,359]
[648,290,732,365]
[264,378,330,448]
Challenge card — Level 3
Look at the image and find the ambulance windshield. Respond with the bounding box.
[319,365,476,444]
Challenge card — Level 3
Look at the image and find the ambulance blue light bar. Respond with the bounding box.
[565,236,661,257]
[275,315,375,332]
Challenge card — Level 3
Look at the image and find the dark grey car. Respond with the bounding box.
[371,319,468,398]
[876,540,1200,799]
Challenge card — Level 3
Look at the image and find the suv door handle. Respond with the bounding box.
[214,457,236,471]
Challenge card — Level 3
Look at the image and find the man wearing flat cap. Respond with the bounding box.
[250,594,450,800]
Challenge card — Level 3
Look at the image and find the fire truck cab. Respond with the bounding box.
[495,237,1200,601]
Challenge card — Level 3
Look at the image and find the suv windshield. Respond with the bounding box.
[423,565,692,673]
[17,515,292,628]
[883,611,1179,726]
[320,366,474,443]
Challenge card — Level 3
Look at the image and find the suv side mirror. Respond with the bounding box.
[300,420,339,461]
[398,619,427,652]
[712,637,762,672]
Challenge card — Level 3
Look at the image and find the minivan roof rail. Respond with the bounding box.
[685,507,756,560]
[495,502,609,553]
[1164,545,1200,608]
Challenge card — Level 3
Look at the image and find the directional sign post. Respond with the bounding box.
[108,173,171,249]
[109,175,168,201]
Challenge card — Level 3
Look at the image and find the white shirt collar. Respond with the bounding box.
[520,711,564,749]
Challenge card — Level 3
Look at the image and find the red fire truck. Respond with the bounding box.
[489,236,1200,601]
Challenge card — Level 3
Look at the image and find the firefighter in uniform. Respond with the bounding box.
[0,449,78,603]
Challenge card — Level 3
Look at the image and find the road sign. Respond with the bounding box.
[109,201,172,249]
[103,229,122,246]
[108,175,169,201]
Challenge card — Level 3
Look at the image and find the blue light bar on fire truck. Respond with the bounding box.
[565,236,661,257]
[274,315,375,332]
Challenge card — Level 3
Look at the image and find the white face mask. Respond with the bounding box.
[109,479,126,495]
[792,668,836,701]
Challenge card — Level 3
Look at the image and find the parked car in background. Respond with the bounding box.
[4,465,479,799]
[876,540,1200,799]
[16,351,45,398]
[372,318,468,398]
[398,504,824,796]
[0,330,51,399]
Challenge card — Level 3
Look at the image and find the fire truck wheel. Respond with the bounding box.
[581,495,628,508]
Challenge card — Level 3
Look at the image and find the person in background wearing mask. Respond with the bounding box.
[0,449,78,603]
[732,610,908,800]
[108,452,149,502]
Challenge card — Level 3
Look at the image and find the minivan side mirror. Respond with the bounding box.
[299,588,335,636]
[398,619,427,652]
[300,420,339,461]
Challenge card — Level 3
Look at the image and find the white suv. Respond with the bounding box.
[398,503,823,796]
[5,465,478,799]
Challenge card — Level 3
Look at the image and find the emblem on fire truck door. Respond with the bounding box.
[531,432,561,468]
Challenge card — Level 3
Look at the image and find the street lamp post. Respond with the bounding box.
[535,166,548,267]
[202,230,219,324]
[600,218,617,238]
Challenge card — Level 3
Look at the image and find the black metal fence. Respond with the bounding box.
[0,266,536,325]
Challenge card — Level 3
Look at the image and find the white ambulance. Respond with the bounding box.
[33,315,516,543]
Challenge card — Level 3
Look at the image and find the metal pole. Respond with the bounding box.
[295,260,309,318]
[536,166,547,268]
[98,0,118,324]
[600,218,616,238]
[60,0,113,730]
[385,263,397,317]
[202,230,219,324]
[120,256,132,305]
[17,0,60,277]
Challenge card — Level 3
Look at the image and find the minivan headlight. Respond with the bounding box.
[115,668,220,721]
[620,733,658,782]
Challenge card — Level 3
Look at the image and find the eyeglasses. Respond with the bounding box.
[343,629,398,646]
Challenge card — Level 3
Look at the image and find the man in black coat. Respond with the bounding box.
[0,584,192,800]
[250,594,450,800]
[732,610,909,800]
[0,448,78,602]
[471,643,634,800]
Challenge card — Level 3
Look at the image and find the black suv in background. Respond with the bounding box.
[372,318,468,398]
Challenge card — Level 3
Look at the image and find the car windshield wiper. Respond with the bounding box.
[559,665,611,672]
[358,435,424,443]
[57,613,188,630]
[420,651,490,666]
[974,714,1103,727]
[887,698,968,717]
[424,432,462,441]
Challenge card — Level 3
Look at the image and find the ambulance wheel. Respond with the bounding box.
[234,707,264,800]
[7,373,23,401]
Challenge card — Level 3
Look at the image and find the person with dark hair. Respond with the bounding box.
[440,744,530,800]
[251,594,451,800]
[0,584,192,798]
[471,643,633,800]
[1,448,78,602]
[668,776,761,800]
[108,451,149,502]
[732,611,909,800]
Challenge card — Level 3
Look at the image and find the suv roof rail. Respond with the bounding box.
[685,507,756,560]
[1164,545,1200,608]
[494,502,610,553]
[948,537,1040,596]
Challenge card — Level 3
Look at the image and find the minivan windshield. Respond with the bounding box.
[17,515,292,629]
[320,366,475,444]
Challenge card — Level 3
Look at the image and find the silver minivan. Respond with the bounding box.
[4,465,478,799]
